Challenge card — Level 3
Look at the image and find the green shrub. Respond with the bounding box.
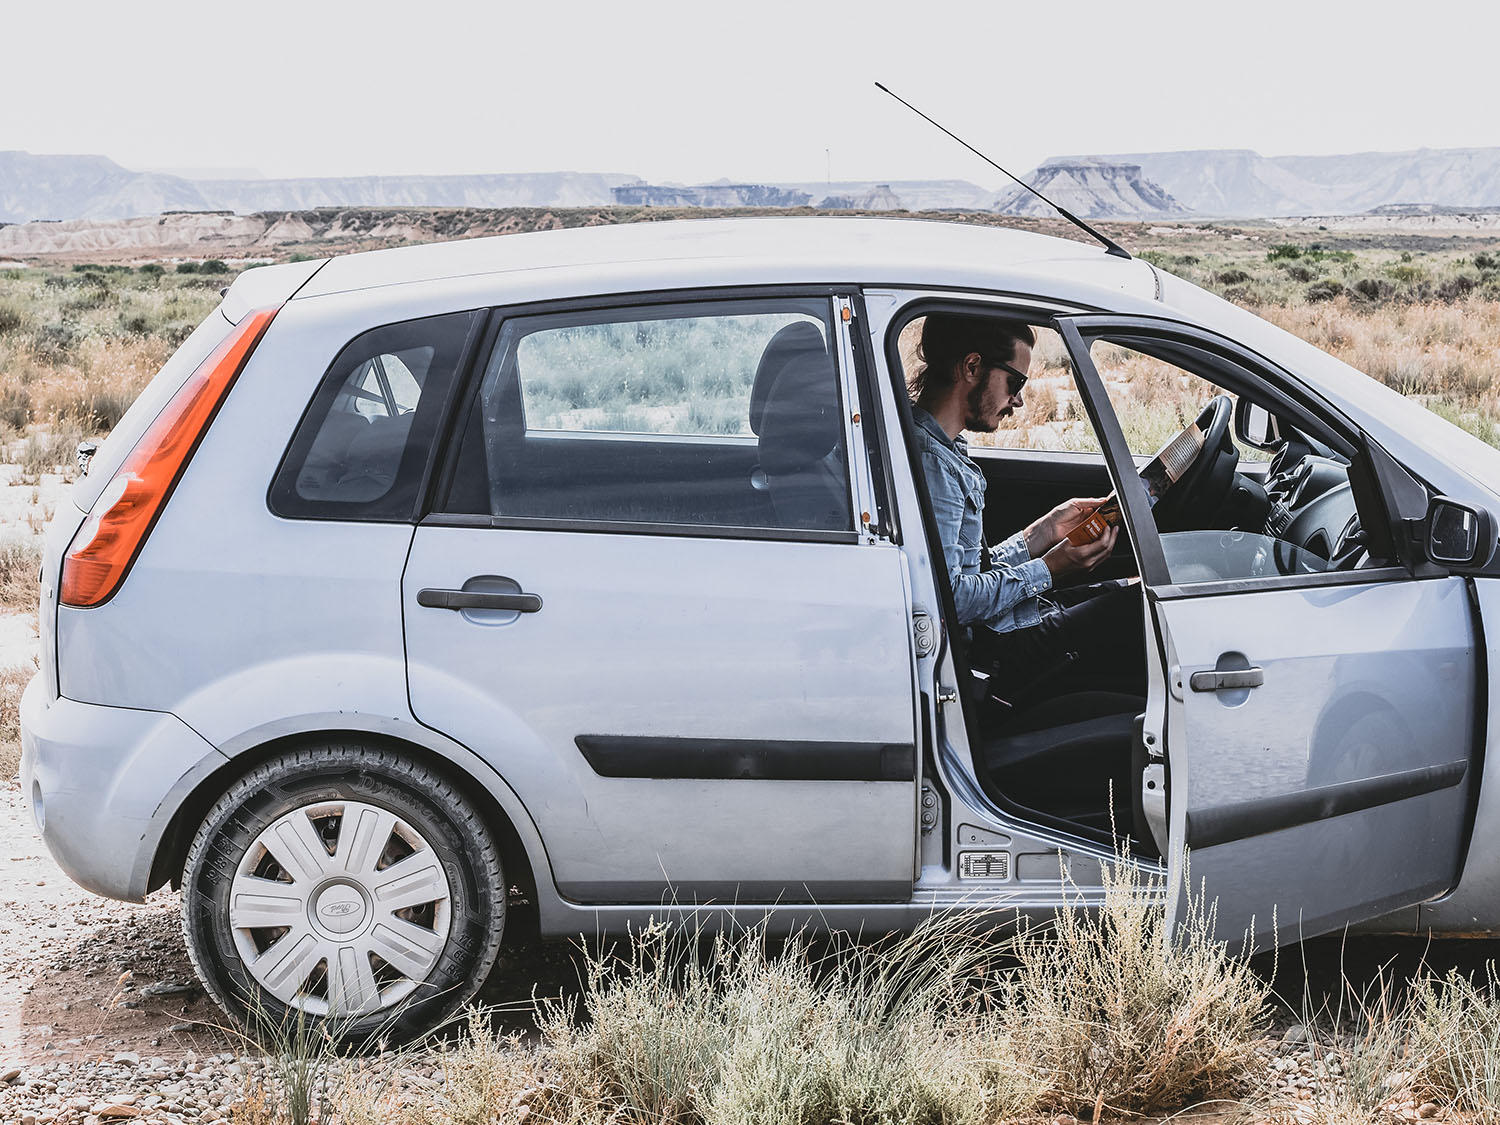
[1439,274,1479,302]
[0,301,28,336]
[1306,278,1345,302]
[1215,268,1251,285]
[1475,252,1497,271]
[175,261,199,274]
[0,385,32,430]
[200,258,229,274]
[32,321,81,358]
[138,263,166,279]
[1267,243,1302,260]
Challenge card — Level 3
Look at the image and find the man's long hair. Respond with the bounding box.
[908,314,1036,408]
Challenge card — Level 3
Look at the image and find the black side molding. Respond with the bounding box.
[1186,760,1469,850]
[575,735,916,782]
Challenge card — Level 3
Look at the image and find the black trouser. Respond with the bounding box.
[969,580,1147,705]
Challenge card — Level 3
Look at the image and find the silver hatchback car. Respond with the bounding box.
[22,217,1500,1041]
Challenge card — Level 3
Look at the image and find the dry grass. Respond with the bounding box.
[0,533,41,608]
[1262,298,1500,445]
[0,266,214,444]
[519,852,1263,1125]
[0,660,36,778]
[994,857,1268,1117]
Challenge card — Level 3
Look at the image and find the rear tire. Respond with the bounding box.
[181,744,504,1045]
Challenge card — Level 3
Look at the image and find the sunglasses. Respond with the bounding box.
[983,356,1029,397]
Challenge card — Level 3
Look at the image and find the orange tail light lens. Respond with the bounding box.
[60,306,280,608]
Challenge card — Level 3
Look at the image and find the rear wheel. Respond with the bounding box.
[182,744,504,1044]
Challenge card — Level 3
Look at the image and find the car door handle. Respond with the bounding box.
[1189,667,1264,692]
[417,588,543,613]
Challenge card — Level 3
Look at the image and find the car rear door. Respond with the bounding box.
[1059,315,1481,949]
[402,293,919,905]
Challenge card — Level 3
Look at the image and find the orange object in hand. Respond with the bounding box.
[1065,496,1122,546]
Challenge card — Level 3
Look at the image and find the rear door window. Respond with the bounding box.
[436,298,854,535]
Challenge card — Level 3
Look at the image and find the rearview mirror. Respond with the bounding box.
[1234,398,1283,450]
[1427,497,1498,568]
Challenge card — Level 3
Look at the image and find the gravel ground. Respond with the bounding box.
[0,774,1490,1125]
[0,778,579,1123]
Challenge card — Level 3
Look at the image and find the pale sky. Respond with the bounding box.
[5,0,1497,186]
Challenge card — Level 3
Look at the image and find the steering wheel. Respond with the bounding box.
[1149,394,1238,532]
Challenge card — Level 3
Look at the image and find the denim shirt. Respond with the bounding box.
[911,407,1052,633]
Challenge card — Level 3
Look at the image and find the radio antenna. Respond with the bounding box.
[874,81,1132,260]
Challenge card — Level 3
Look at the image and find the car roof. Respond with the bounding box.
[293,216,1161,308]
[258,216,1500,502]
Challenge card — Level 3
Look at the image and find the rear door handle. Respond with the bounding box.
[1189,667,1264,692]
[417,588,543,613]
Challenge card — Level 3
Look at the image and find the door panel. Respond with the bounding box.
[403,529,918,903]
[1158,577,1476,946]
[1057,315,1480,948]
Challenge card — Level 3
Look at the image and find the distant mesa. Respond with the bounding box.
[994,160,1189,219]
[7,145,1500,224]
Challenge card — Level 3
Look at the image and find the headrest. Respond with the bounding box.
[757,350,843,475]
[749,321,828,436]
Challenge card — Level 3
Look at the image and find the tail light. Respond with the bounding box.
[60,306,279,607]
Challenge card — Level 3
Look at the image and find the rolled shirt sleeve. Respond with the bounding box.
[990,530,1031,568]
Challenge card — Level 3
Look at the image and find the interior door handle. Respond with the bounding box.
[417,588,543,613]
[1189,667,1264,692]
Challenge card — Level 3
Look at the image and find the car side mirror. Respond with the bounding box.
[1426,497,1498,569]
[1234,398,1283,450]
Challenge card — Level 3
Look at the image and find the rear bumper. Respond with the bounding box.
[20,678,225,902]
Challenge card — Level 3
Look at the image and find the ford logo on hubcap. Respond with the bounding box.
[322,900,359,918]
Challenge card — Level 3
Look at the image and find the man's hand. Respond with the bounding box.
[1024,496,1110,558]
[1042,523,1118,581]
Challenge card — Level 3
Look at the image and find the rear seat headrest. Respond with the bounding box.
[749,321,828,437]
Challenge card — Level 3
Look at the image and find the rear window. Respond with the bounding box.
[269,310,481,521]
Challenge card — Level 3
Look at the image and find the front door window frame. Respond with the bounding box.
[1055,314,1415,599]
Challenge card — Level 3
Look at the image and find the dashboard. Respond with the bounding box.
[1156,445,1369,584]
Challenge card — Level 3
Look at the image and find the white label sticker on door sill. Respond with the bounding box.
[958,851,1010,880]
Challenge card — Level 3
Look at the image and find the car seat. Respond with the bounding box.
[750,324,850,531]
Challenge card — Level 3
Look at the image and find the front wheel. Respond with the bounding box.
[182,744,505,1044]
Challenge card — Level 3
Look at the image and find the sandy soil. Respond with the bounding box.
[0,785,236,1065]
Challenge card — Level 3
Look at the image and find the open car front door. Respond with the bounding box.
[1058,315,1481,949]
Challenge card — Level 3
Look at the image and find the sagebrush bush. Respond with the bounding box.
[535,916,1034,1125]
[528,852,1269,1124]
[1407,967,1500,1115]
[0,535,42,607]
[993,857,1268,1116]
[0,300,29,336]
[0,660,36,778]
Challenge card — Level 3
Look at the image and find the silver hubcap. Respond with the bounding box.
[229,800,452,1017]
